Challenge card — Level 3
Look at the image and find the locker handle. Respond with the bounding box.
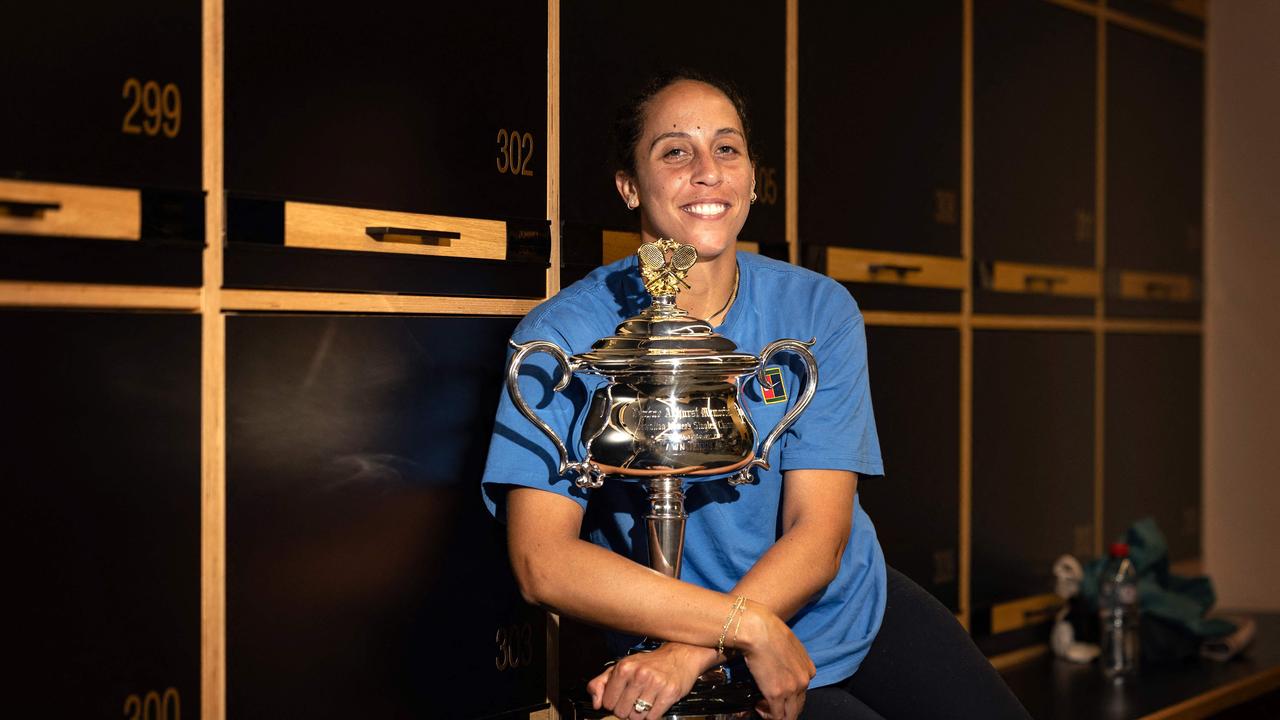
[365,226,460,247]
[868,263,923,280]
[0,198,61,218]
[1144,281,1173,300]
[1023,273,1066,293]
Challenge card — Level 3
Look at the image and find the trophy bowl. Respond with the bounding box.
[505,239,818,718]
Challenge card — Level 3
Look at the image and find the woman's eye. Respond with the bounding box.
[716,144,741,156]
[663,147,688,159]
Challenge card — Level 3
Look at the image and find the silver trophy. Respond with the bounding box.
[507,238,818,719]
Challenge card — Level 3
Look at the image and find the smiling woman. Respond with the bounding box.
[612,75,757,325]
[482,72,1032,720]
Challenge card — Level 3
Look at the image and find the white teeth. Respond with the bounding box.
[683,203,728,216]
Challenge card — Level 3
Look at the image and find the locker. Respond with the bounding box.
[4,310,201,716]
[861,326,962,611]
[0,0,204,285]
[799,3,963,258]
[560,0,786,247]
[226,314,546,718]
[1106,25,1203,319]
[1105,333,1201,561]
[972,330,1094,637]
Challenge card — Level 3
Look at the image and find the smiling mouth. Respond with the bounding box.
[681,202,730,218]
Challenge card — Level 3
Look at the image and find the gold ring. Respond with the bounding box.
[633,698,653,713]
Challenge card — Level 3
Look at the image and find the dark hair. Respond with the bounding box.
[611,70,756,177]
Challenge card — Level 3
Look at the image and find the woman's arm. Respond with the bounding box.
[506,486,737,643]
[644,469,856,720]
[510,468,856,719]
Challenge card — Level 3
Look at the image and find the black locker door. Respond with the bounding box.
[560,0,786,247]
[1106,27,1203,276]
[0,0,204,286]
[4,310,201,717]
[861,326,961,611]
[226,314,546,719]
[1,1,201,190]
[799,4,962,257]
[972,330,1094,636]
[1105,333,1201,561]
[973,0,1096,269]
[225,1,547,221]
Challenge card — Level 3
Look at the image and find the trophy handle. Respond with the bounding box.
[734,338,819,484]
[506,340,603,489]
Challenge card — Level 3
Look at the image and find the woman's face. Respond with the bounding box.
[617,80,753,262]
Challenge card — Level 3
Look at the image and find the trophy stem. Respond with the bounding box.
[645,475,687,579]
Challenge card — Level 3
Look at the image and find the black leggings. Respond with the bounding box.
[801,567,1032,720]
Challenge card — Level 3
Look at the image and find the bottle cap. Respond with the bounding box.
[1109,542,1130,558]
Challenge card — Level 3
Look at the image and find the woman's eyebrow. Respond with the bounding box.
[648,127,744,153]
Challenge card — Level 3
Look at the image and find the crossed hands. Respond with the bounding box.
[587,609,816,720]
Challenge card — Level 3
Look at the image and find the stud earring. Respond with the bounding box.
[627,198,638,210]
[750,190,758,205]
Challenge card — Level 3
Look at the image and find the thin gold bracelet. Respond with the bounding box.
[717,595,747,657]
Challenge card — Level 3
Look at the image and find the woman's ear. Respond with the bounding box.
[615,171,639,210]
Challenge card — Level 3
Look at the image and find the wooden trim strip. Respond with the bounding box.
[960,0,975,632]
[1138,666,1280,720]
[602,230,641,265]
[785,0,799,265]
[546,0,561,298]
[220,289,538,316]
[988,643,1049,672]
[991,593,1064,634]
[0,178,141,240]
[1104,318,1203,334]
[284,201,507,259]
[825,247,967,289]
[0,281,201,310]
[1104,7,1204,52]
[545,2,560,715]
[1040,0,1205,52]
[601,231,761,267]
[201,0,227,717]
[1094,0,1108,563]
[862,311,964,328]
[1114,270,1200,302]
[984,261,1101,298]
[971,314,1097,331]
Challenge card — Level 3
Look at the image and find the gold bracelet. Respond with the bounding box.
[717,595,747,657]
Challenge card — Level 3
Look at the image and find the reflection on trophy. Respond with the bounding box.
[507,239,819,719]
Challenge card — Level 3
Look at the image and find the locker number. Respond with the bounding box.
[123,688,180,720]
[495,622,535,671]
[122,78,181,138]
[495,129,535,177]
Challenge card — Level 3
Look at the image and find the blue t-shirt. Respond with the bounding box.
[482,250,887,687]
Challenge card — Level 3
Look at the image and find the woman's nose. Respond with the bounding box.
[690,150,722,186]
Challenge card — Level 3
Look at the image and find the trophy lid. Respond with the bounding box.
[572,239,760,375]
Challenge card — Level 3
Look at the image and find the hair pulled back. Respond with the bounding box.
[611,70,756,177]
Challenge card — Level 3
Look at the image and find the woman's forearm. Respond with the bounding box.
[508,488,739,649]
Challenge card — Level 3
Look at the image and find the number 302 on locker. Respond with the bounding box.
[495,129,535,177]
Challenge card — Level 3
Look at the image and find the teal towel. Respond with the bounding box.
[1080,516,1236,640]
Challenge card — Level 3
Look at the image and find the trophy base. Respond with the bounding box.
[568,666,760,720]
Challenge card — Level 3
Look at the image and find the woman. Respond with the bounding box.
[482,73,1029,720]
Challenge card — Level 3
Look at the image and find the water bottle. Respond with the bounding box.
[1098,542,1140,679]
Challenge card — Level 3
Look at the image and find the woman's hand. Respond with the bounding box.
[587,642,717,719]
[735,601,817,720]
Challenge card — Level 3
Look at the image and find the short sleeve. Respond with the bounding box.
[778,285,884,477]
[481,320,593,521]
